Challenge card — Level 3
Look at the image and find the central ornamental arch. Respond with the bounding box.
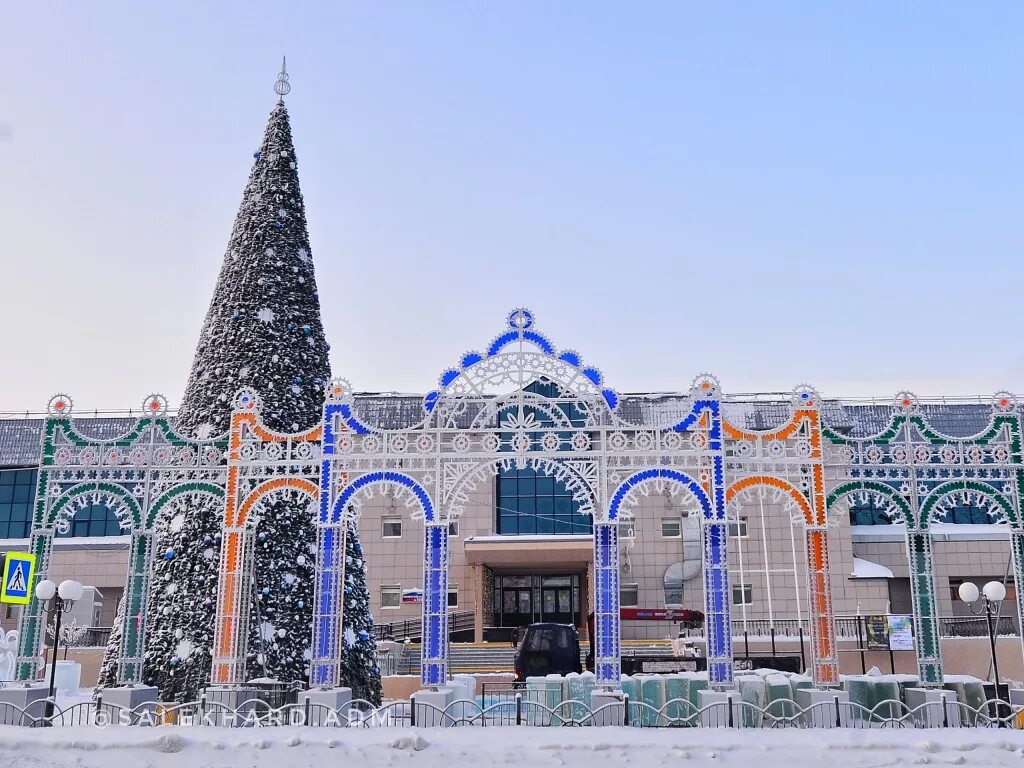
[312,308,737,690]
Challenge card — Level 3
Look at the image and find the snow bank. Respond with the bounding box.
[1,726,1024,768]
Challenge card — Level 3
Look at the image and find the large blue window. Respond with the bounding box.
[850,501,998,526]
[849,503,896,526]
[496,380,593,536]
[0,468,126,539]
[0,468,35,539]
[933,503,999,525]
[56,502,126,538]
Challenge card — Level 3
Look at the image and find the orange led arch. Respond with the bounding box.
[722,398,838,688]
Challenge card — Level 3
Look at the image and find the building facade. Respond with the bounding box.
[2,395,1017,656]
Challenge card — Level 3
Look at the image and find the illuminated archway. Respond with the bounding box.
[313,310,728,692]
[822,391,1024,687]
[608,468,734,686]
[727,474,838,687]
[16,395,227,686]
[212,477,318,685]
[309,472,437,687]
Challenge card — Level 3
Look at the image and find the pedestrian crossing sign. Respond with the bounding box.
[1,553,36,605]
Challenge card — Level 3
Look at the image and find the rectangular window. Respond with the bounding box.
[381,586,401,609]
[447,520,459,537]
[950,578,1017,603]
[620,584,639,607]
[382,518,403,538]
[447,588,458,608]
[621,522,635,539]
[0,468,36,540]
[732,584,753,605]
[728,517,748,538]
[661,518,681,538]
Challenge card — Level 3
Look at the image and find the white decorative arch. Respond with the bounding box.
[313,309,732,690]
[16,394,227,687]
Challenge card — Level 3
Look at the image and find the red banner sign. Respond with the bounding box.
[620,608,703,623]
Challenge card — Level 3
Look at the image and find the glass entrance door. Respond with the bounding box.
[494,574,581,627]
[501,586,534,628]
[497,575,533,627]
[541,585,574,625]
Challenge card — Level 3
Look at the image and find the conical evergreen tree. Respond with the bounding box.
[145,503,222,700]
[339,519,382,704]
[134,76,343,701]
[95,595,124,689]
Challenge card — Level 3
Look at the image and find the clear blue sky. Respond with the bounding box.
[2,3,1021,411]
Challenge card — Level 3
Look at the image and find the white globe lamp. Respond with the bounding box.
[983,581,1006,603]
[34,579,56,602]
[58,579,83,602]
[957,581,979,604]
[958,580,1006,711]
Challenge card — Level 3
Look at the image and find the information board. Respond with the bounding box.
[887,615,914,651]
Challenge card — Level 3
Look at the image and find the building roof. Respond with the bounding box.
[0,417,141,467]
[0,395,1000,469]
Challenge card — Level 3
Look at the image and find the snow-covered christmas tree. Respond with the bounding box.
[95,595,124,688]
[338,518,382,704]
[122,63,376,701]
[145,503,225,700]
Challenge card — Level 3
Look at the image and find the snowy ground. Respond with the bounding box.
[1,726,1023,768]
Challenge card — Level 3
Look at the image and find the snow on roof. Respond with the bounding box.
[930,522,1010,538]
[464,534,594,544]
[851,524,1010,543]
[851,556,895,579]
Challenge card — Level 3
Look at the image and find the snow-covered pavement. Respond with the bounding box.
[1,726,1023,768]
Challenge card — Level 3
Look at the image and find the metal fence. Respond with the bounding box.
[72,627,112,648]
[676,615,1020,643]
[372,611,476,642]
[376,651,398,676]
[1,690,1019,729]
[939,615,1017,637]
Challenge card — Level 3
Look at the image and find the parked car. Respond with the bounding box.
[513,623,583,681]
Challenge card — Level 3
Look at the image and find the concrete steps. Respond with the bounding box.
[395,640,675,675]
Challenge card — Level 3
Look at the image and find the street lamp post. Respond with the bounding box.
[34,578,84,722]
[957,580,1007,723]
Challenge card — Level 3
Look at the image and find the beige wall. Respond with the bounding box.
[355,469,1020,649]
[0,543,129,634]
[356,481,494,627]
[853,533,1018,620]
[2,459,1019,675]
[353,475,897,640]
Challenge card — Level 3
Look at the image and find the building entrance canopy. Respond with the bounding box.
[463,534,594,570]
